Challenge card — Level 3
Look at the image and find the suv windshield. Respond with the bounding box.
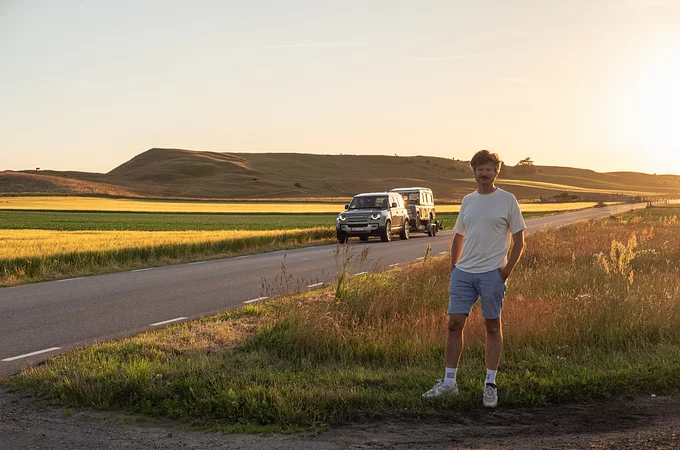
[349,196,389,210]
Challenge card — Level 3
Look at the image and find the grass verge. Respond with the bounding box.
[5,209,679,433]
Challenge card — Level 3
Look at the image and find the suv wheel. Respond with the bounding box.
[400,220,410,240]
[380,221,392,242]
[359,236,369,242]
[337,234,347,243]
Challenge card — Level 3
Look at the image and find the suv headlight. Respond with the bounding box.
[370,213,381,220]
[338,213,347,221]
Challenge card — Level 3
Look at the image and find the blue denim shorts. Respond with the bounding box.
[448,267,507,319]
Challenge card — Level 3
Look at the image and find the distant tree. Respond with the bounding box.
[35,168,40,171]
[514,156,537,175]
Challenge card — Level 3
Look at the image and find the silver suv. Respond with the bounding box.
[336,192,409,243]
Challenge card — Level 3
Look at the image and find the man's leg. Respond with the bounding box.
[479,269,506,408]
[445,269,477,387]
[484,317,502,372]
[446,314,468,369]
[422,269,476,399]
[483,317,502,408]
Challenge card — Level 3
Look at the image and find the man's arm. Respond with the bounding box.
[450,233,464,271]
[499,230,525,280]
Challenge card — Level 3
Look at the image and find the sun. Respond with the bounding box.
[621,40,680,174]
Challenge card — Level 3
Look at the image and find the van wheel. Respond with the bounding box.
[427,223,434,236]
[400,220,410,240]
[359,236,369,242]
[380,221,392,242]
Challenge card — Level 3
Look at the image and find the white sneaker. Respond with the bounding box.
[422,380,460,398]
[483,383,498,408]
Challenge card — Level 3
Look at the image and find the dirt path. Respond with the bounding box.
[1,388,677,449]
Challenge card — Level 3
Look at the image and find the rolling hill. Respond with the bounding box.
[3,148,680,201]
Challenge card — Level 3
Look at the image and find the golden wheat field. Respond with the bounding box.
[0,229,328,259]
[0,197,348,213]
[0,196,612,214]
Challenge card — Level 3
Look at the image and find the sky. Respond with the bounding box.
[1,0,679,175]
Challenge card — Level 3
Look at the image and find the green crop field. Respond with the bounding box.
[0,210,341,231]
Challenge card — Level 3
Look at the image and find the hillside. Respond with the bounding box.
[0,171,139,197]
[7,148,680,201]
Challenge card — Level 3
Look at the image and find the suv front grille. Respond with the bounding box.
[347,213,371,223]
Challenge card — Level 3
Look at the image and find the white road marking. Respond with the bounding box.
[389,263,401,267]
[56,277,84,283]
[2,347,62,362]
[438,251,447,255]
[307,282,324,288]
[150,317,188,327]
[353,271,368,276]
[131,268,153,273]
[244,296,268,304]
[188,261,208,265]
[416,257,424,261]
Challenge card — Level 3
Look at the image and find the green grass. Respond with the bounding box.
[4,208,680,432]
[0,210,341,231]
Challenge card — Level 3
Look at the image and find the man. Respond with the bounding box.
[422,150,526,408]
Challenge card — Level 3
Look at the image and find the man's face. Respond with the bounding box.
[473,162,499,186]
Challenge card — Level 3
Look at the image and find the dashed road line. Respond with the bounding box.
[56,277,84,283]
[188,261,208,265]
[416,257,424,261]
[388,263,401,267]
[2,347,62,362]
[244,296,268,304]
[353,271,368,276]
[131,268,153,273]
[150,317,187,327]
[438,251,447,255]
[307,282,324,288]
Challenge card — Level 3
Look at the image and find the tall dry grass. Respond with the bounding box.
[247,208,680,375]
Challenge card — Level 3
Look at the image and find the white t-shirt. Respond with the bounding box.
[453,188,526,273]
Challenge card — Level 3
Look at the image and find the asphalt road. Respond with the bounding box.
[0,202,647,378]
